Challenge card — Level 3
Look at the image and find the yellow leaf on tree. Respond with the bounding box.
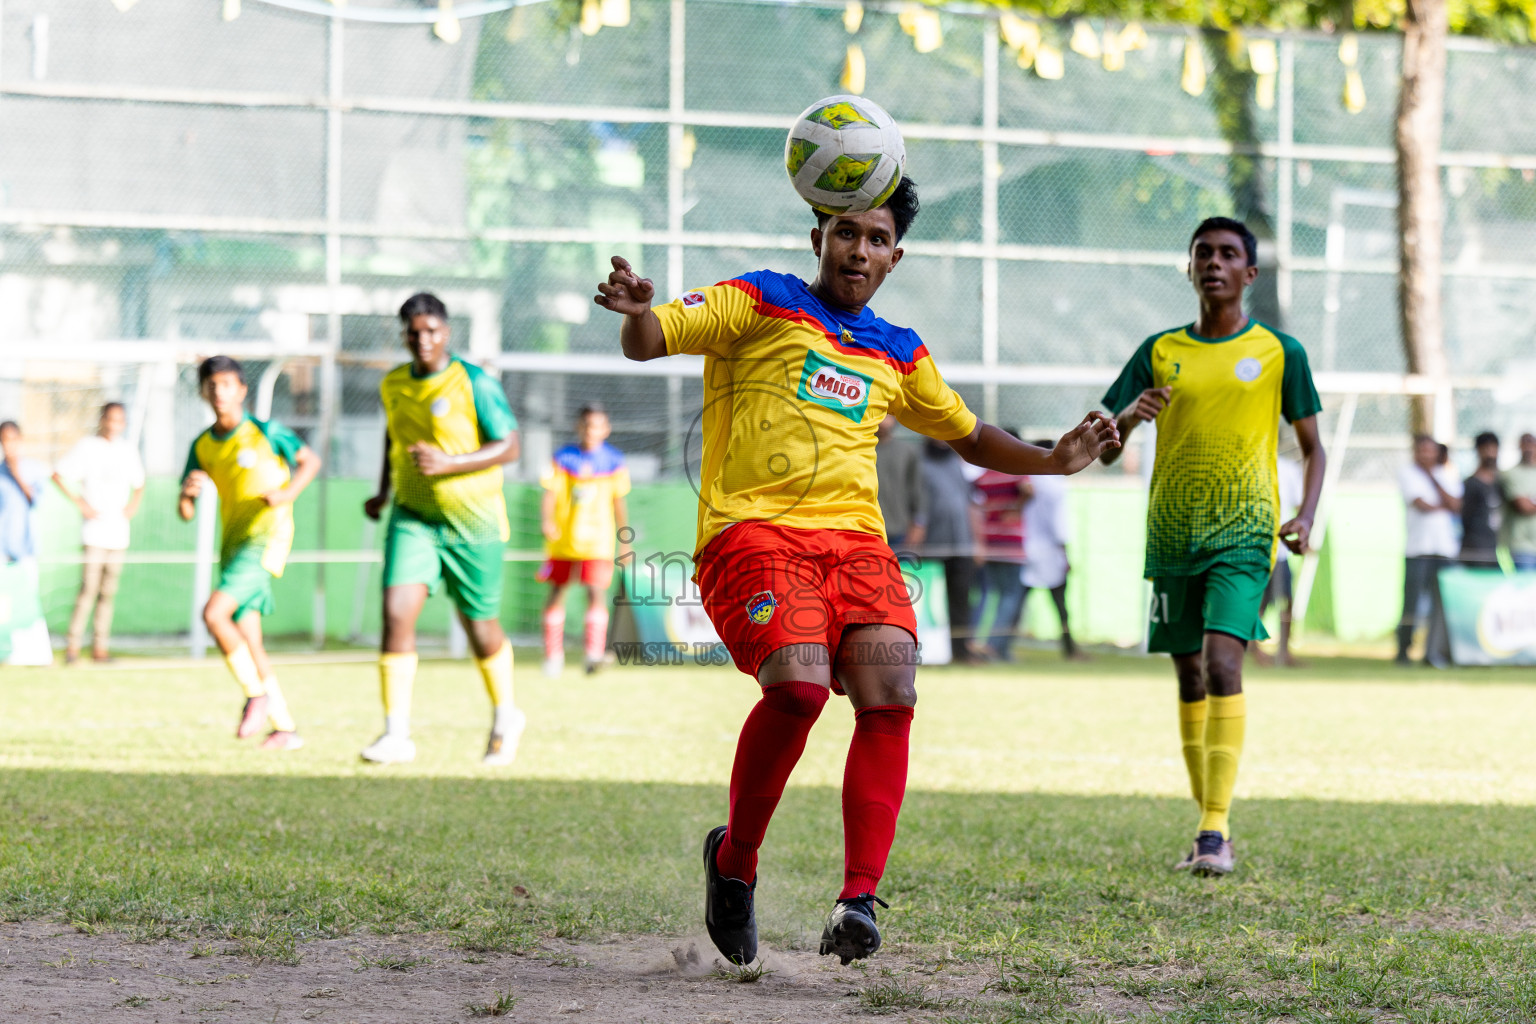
[999,13,1037,52]
[580,0,602,36]
[844,0,863,34]
[1343,68,1366,113]
[1035,43,1064,80]
[1119,22,1148,51]
[1181,36,1206,96]
[911,8,942,53]
[600,0,629,28]
[841,43,867,94]
[1102,28,1125,71]
[1248,38,1278,76]
[222,0,241,20]
[1256,72,1276,110]
[1338,32,1359,67]
[434,0,461,43]
[1069,20,1100,60]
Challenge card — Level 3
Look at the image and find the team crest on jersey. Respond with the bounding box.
[430,397,451,417]
[797,349,872,423]
[236,449,257,468]
[682,290,706,308]
[746,591,777,625]
[1234,357,1262,382]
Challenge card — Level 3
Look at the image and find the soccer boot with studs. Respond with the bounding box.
[702,825,758,965]
[819,892,889,965]
[1189,830,1236,876]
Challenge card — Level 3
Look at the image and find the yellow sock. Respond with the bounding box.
[1199,693,1247,839]
[224,644,266,699]
[380,651,418,737]
[1178,698,1207,807]
[262,676,296,733]
[477,640,514,708]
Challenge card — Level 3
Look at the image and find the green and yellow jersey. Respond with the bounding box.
[380,356,518,544]
[182,416,305,576]
[1102,320,1322,578]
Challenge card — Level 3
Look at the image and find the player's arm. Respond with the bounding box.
[264,446,322,507]
[364,430,392,521]
[947,416,1120,476]
[613,494,631,557]
[1098,387,1171,466]
[1279,416,1327,554]
[125,485,144,520]
[541,489,559,542]
[177,445,204,522]
[595,256,666,361]
[51,472,97,519]
[1421,467,1462,514]
[409,433,519,478]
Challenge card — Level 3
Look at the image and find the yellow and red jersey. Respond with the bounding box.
[652,270,977,556]
[541,442,631,562]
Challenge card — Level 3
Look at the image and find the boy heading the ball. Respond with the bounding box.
[1100,217,1326,876]
[595,178,1120,966]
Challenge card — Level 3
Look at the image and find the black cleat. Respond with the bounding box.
[702,825,757,965]
[819,892,889,965]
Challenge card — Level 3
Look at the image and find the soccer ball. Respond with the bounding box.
[784,95,906,216]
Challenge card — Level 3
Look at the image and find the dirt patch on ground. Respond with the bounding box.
[0,922,992,1023]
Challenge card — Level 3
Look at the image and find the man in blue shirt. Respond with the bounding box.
[0,421,47,564]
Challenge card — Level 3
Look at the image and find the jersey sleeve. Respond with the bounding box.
[467,363,517,442]
[1278,334,1324,423]
[652,279,766,357]
[893,353,978,442]
[1101,335,1158,413]
[539,460,561,491]
[181,439,202,482]
[256,419,306,467]
[611,465,632,499]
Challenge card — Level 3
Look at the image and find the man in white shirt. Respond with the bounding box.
[52,402,144,663]
[1396,435,1462,667]
[1021,440,1084,660]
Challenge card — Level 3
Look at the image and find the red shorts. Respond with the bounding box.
[696,521,917,678]
[537,558,615,588]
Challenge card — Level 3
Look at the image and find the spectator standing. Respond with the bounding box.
[1,419,53,665]
[0,421,47,566]
[1502,433,1536,571]
[1396,434,1462,667]
[1021,440,1084,660]
[52,402,145,663]
[921,437,983,663]
[970,435,1031,660]
[1459,431,1502,568]
[875,415,927,550]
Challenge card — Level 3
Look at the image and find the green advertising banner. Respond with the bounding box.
[1440,566,1536,666]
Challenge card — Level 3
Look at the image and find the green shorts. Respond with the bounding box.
[216,544,277,621]
[382,511,505,622]
[1148,562,1272,655]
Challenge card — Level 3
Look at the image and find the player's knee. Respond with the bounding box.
[202,602,230,631]
[1204,655,1244,696]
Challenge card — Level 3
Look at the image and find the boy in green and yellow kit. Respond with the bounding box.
[179,356,322,750]
[361,292,525,766]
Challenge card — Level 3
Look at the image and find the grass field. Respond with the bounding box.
[6,649,1536,1021]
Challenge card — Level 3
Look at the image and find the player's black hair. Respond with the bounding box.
[577,402,607,419]
[815,176,921,243]
[399,292,448,323]
[0,420,18,436]
[1412,433,1437,449]
[101,401,125,417]
[1475,430,1500,449]
[197,355,245,389]
[1189,216,1258,267]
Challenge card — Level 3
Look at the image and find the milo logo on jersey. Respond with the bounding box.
[797,349,873,423]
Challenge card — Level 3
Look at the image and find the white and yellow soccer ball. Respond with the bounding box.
[784,95,906,216]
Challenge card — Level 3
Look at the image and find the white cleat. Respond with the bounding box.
[542,655,563,679]
[360,732,416,765]
[482,708,527,766]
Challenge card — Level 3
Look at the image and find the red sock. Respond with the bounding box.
[715,681,830,883]
[583,605,609,662]
[542,605,565,660]
[840,704,914,898]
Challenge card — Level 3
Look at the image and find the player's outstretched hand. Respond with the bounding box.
[408,441,453,477]
[180,469,208,501]
[1051,412,1121,475]
[1279,515,1313,555]
[1124,386,1172,424]
[594,256,655,316]
[363,493,389,521]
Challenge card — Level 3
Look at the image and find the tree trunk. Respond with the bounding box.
[1396,0,1450,437]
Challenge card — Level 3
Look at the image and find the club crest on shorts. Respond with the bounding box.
[746,590,777,625]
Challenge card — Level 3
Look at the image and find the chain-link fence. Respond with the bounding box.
[4,0,1536,646]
